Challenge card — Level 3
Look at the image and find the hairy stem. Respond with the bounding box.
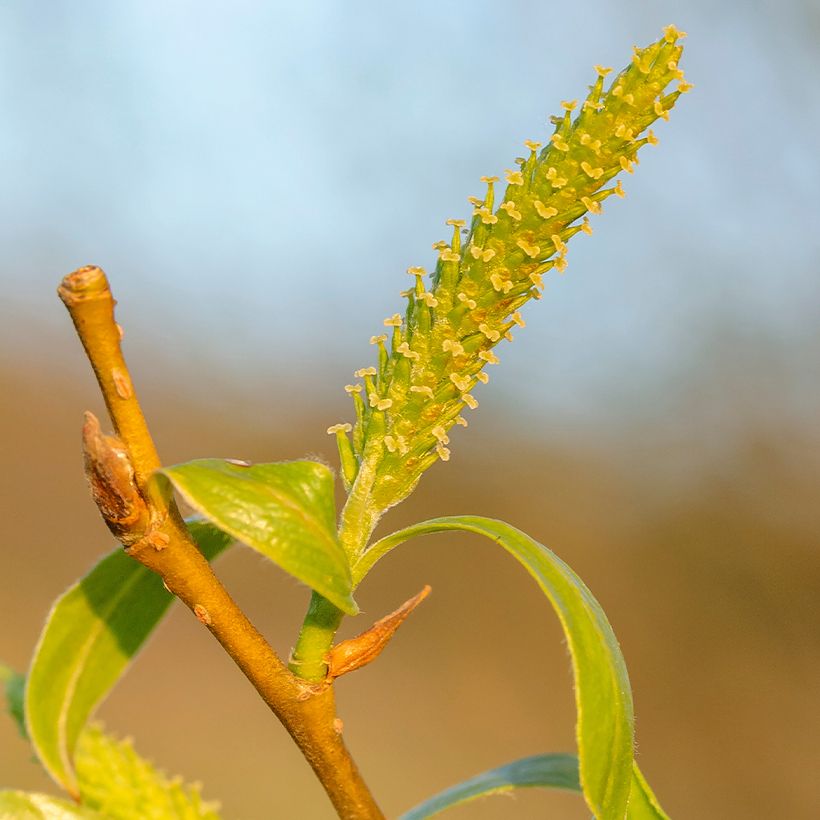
[59,265,384,820]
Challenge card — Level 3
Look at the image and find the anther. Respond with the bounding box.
[442,339,465,357]
[431,425,449,444]
[511,311,526,327]
[383,314,403,327]
[550,134,570,152]
[580,161,604,179]
[594,65,613,77]
[410,385,434,399]
[446,218,466,228]
[534,200,558,220]
[478,323,501,342]
[581,196,602,214]
[344,384,363,393]
[475,208,498,225]
[439,249,460,262]
[462,394,479,410]
[355,367,378,378]
[396,342,420,360]
[516,239,541,259]
[420,292,439,307]
[370,334,388,345]
[368,394,393,411]
[449,373,471,392]
[499,202,522,221]
[479,350,500,365]
[457,292,477,310]
[524,139,542,152]
[327,423,353,434]
[475,371,489,384]
[504,169,524,185]
[436,444,451,462]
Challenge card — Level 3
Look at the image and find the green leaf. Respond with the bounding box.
[161,458,357,615]
[74,724,221,819]
[355,516,635,820]
[399,756,668,820]
[399,754,580,820]
[624,762,670,819]
[0,790,99,819]
[25,519,233,798]
[1,663,26,738]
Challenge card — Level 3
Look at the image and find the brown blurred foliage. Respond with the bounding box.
[1,342,818,819]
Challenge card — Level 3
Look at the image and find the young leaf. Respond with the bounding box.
[399,756,668,820]
[354,516,639,820]
[0,663,26,738]
[0,791,99,819]
[74,724,220,819]
[161,459,358,615]
[399,753,580,820]
[25,520,233,798]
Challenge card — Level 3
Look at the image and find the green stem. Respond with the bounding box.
[289,592,345,681]
[290,458,383,680]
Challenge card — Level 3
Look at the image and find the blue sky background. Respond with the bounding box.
[1,0,817,432]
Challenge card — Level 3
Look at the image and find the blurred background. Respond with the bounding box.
[1,1,818,817]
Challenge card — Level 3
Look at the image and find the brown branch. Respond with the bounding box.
[328,585,431,679]
[60,265,384,820]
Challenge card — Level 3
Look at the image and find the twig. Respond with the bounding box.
[59,265,384,820]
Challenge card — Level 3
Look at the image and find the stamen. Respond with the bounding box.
[499,201,522,221]
[396,342,421,360]
[479,323,501,342]
[436,443,451,462]
[516,238,541,259]
[581,161,604,179]
[410,385,435,399]
[475,207,498,225]
[581,195,602,214]
[534,200,558,219]
[449,372,472,392]
[457,292,477,310]
[327,423,352,434]
[504,169,524,185]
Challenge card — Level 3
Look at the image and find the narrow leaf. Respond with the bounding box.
[74,724,221,819]
[25,520,232,797]
[399,756,667,820]
[161,459,357,614]
[399,754,580,820]
[624,762,670,819]
[355,516,634,819]
[0,791,99,819]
